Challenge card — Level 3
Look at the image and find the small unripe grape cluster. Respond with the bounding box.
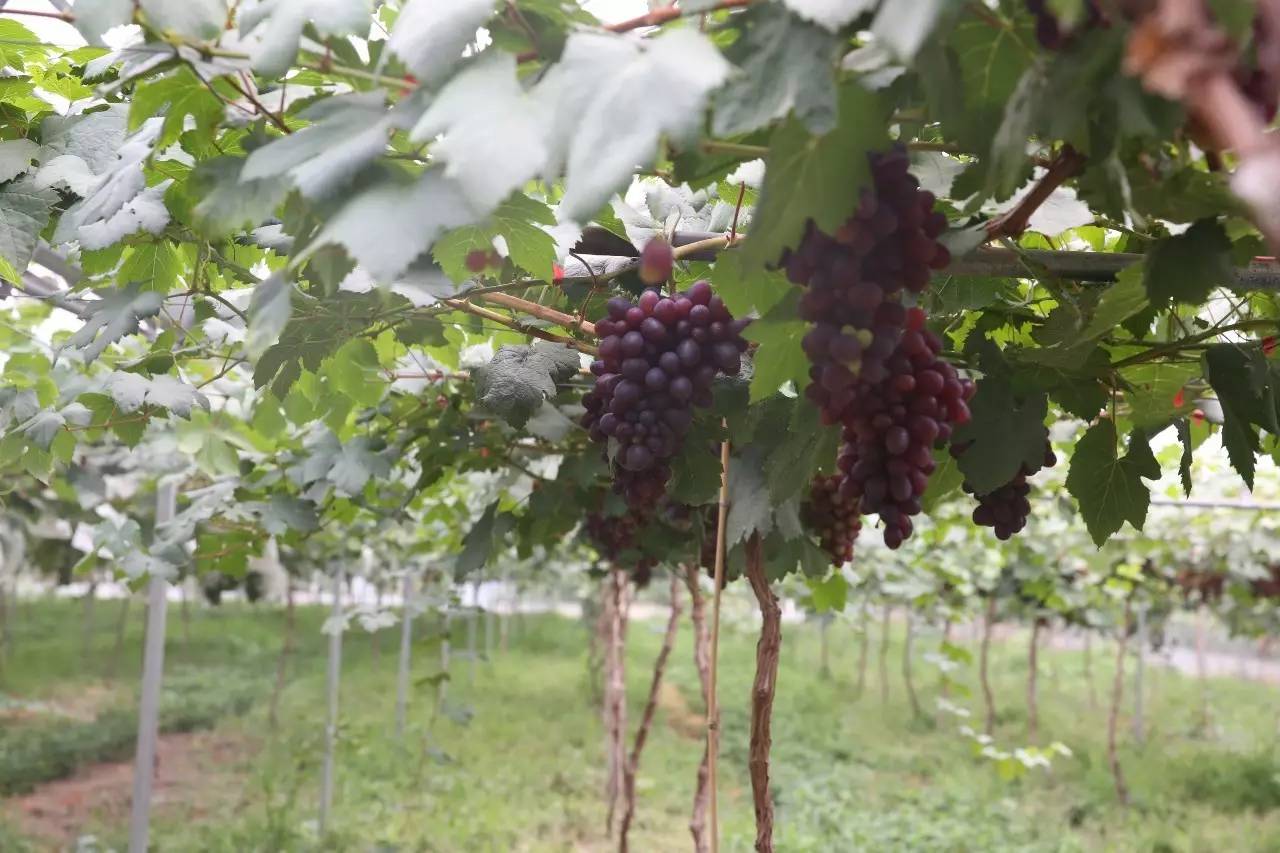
[801,474,861,565]
[953,436,1055,540]
[581,282,750,509]
[836,316,975,549]
[783,146,950,427]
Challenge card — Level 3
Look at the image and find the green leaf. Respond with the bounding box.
[65,284,164,363]
[1123,361,1199,431]
[304,171,484,283]
[712,5,841,137]
[951,375,1049,495]
[779,0,875,31]
[806,571,848,612]
[1204,343,1274,489]
[930,276,1008,313]
[73,0,134,45]
[725,447,773,547]
[921,447,964,513]
[190,157,288,239]
[454,499,514,579]
[328,435,393,495]
[138,0,226,40]
[742,82,888,269]
[247,274,292,359]
[472,342,580,428]
[240,0,373,77]
[129,68,223,148]
[0,179,54,283]
[0,139,38,184]
[1083,261,1148,338]
[711,251,791,319]
[1065,420,1159,546]
[118,242,181,292]
[743,288,809,402]
[669,429,724,506]
[434,194,557,281]
[326,339,385,408]
[386,0,498,86]
[1145,220,1233,307]
[763,399,840,504]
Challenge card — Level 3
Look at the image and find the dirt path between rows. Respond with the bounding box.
[4,729,251,849]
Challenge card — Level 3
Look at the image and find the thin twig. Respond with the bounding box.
[441,298,598,355]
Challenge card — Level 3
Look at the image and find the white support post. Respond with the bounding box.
[128,479,177,853]
[1132,605,1146,744]
[395,568,413,740]
[319,566,345,836]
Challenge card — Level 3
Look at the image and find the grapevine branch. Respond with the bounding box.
[473,291,596,336]
[743,532,779,853]
[985,146,1086,239]
[441,298,598,355]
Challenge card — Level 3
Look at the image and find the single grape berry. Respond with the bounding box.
[465,249,489,273]
[639,238,675,286]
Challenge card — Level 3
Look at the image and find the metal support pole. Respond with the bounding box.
[395,569,413,740]
[128,479,177,853]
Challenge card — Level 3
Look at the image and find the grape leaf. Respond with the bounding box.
[247,274,292,358]
[328,435,393,495]
[1123,361,1199,431]
[409,52,549,213]
[763,399,840,503]
[22,403,90,450]
[190,157,289,238]
[255,493,320,536]
[1144,219,1233,307]
[712,5,841,137]
[386,0,497,86]
[725,447,773,547]
[710,251,790,320]
[145,374,208,417]
[103,371,149,412]
[951,376,1049,495]
[0,139,38,184]
[303,171,483,282]
[0,179,54,283]
[433,194,557,281]
[472,342,580,428]
[73,0,135,45]
[545,30,730,221]
[778,0,875,31]
[807,572,848,611]
[118,242,181,292]
[870,0,952,60]
[1066,421,1159,546]
[1203,343,1275,489]
[139,0,226,40]
[741,82,887,269]
[241,92,401,200]
[129,68,224,148]
[33,155,98,196]
[921,447,964,513]
[65,284,164,362]
[1082,260,1148,338]
[40,106,129,176]
[743,288,809,402]
[240,0,373,78]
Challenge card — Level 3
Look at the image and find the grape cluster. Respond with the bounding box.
[801,474,862,565]
[1025,0,1105,50]
[581,282,749,509]
[954,437,1055,540]
[784,146,950,427]
[835,316,975,549]
[585,510,656,587]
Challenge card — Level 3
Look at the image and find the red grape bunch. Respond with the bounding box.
[585,510,657,587]
[783,146,951,427]
[581,282,750,509]
[953,435,1056,540]
[802,474,862,566]
[835,312,975,549]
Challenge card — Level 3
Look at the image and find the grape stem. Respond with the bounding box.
[473,291,597,337]
[986,145,1086,239]
[441,298,599,355]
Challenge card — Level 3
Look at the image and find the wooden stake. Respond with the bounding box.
[706,438,731,853]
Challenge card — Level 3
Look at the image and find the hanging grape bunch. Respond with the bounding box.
[801,474,861,566]
[784,146,951,426]
[952,434,1056,540]
[581,283,750,509]
[784,146,968,549]
[585,510,657,587]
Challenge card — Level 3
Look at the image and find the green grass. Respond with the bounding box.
[3,595,1280,851]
